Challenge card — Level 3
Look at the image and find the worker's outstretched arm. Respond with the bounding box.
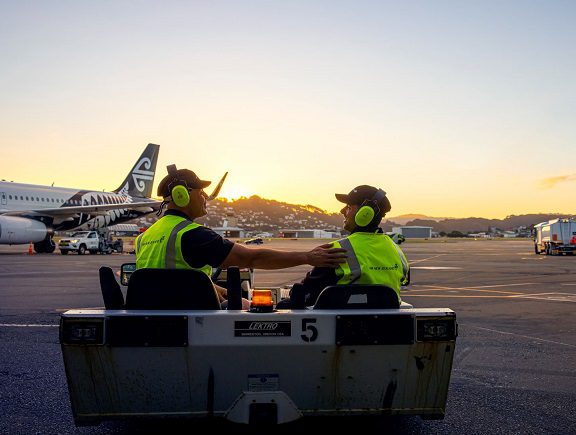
[221,243,347,270]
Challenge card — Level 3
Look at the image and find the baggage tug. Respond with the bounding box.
[60,265,457,426]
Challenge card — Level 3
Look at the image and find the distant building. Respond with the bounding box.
[392,226,433,239]
[279,229,340,239]
[212,215,246,238]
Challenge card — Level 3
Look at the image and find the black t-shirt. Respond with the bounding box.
[164,210,234,269]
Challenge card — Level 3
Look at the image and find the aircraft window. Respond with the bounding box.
[26,196,29,200]
[20,196,23,200]
[9,195,12,200]
[36,197,39,201]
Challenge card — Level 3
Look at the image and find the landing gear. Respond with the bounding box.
[34,236,56,254]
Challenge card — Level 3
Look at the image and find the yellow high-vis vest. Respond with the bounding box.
[135,214,212,277]
[331,232,409,302]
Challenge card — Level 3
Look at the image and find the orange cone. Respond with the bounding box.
[28,241,34,255]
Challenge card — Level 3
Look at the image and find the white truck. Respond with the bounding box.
[534,218,576,255]
[58,230,123,255]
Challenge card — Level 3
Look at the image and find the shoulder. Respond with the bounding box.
[180,226,235,267]
[183,225,231,245]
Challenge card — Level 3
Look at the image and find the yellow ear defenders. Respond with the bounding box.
[166,164,190,208]
[354,189,387,227]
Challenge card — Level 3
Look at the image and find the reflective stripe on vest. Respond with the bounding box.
[135,215,212,276]
[338,238,361,284]
[390,240,409,285]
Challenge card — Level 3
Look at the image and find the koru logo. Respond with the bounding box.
[131,157,154,192]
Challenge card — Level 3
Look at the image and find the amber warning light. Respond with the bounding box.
[250,290,274,313]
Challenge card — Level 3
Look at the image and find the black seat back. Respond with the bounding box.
[125,268,221,310]
[313,285,400,310]
[99,266,125,309]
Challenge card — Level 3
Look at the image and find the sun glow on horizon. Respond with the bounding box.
[217,186,255,202]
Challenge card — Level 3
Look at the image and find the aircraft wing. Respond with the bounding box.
[0,200,161,217]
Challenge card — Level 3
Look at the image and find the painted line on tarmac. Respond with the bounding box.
[409,254,447,265]
[411,266,462,270]
[0,323,58,327]
[404,295,524,298]
[511,293,576,302]
[407,283,530,294]
[471,326,576,348]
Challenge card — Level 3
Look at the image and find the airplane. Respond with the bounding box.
[0,143,162,253]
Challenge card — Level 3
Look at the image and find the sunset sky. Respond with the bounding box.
[1,1,575,219]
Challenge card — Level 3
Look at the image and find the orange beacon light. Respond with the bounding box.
[250,290,274,313]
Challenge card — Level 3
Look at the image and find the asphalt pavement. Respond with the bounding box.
[0,239,575,434]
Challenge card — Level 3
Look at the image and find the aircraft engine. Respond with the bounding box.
[0,216,48,244]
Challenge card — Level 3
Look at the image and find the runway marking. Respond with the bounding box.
[0,271,80,276]
[471,326,576,348]
[409,254,447,264]
[411,266,462,270]
[407,283,532,294]
[512,293,576,302]
[0,323,58,328]
[404,287,576,302]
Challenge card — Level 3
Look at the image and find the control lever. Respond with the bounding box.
[226,266,242,310]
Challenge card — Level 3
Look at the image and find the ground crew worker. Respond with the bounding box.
[276,184,409,308]
[135,165,347,307]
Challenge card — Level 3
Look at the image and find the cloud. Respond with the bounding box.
[540,174,576,189]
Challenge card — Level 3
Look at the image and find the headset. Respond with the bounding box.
[354,188,387,227]
[166,164,191,207]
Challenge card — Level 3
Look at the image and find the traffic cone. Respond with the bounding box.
[28,241,34,255]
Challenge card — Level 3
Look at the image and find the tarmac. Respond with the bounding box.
[1,238,575,434]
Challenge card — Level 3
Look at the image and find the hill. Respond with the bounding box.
[385,214,452,225]
[137,195,574,235]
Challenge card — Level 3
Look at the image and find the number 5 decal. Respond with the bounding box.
[301,318,318,342]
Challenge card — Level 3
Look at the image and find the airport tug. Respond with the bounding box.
[60,264,457,426]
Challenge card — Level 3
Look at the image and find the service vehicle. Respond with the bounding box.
[244,237,264,245]
[386,232,406,245]
[59,264,457,427]
[534,218,576,255]
[58,229,123,255]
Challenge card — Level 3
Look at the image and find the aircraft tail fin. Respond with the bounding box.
[207,172,228,201]
[113,143,160,198]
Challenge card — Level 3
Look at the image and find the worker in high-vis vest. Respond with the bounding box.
[135,165,347,307]
[276,185,409,308]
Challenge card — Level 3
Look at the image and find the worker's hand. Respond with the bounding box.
[241,298,251,309]
[306,243,347,267]
[214,283,228,302]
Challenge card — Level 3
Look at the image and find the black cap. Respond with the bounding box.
[335,185,391,214]
[157,168,211,198]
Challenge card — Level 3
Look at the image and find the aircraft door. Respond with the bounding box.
[1,192,6,206]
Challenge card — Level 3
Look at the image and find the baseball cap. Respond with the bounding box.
[335,185,391,213]
[157,168,211,198]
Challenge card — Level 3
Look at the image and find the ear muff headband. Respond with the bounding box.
[166,164,190,207]
[354,189,386,227]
